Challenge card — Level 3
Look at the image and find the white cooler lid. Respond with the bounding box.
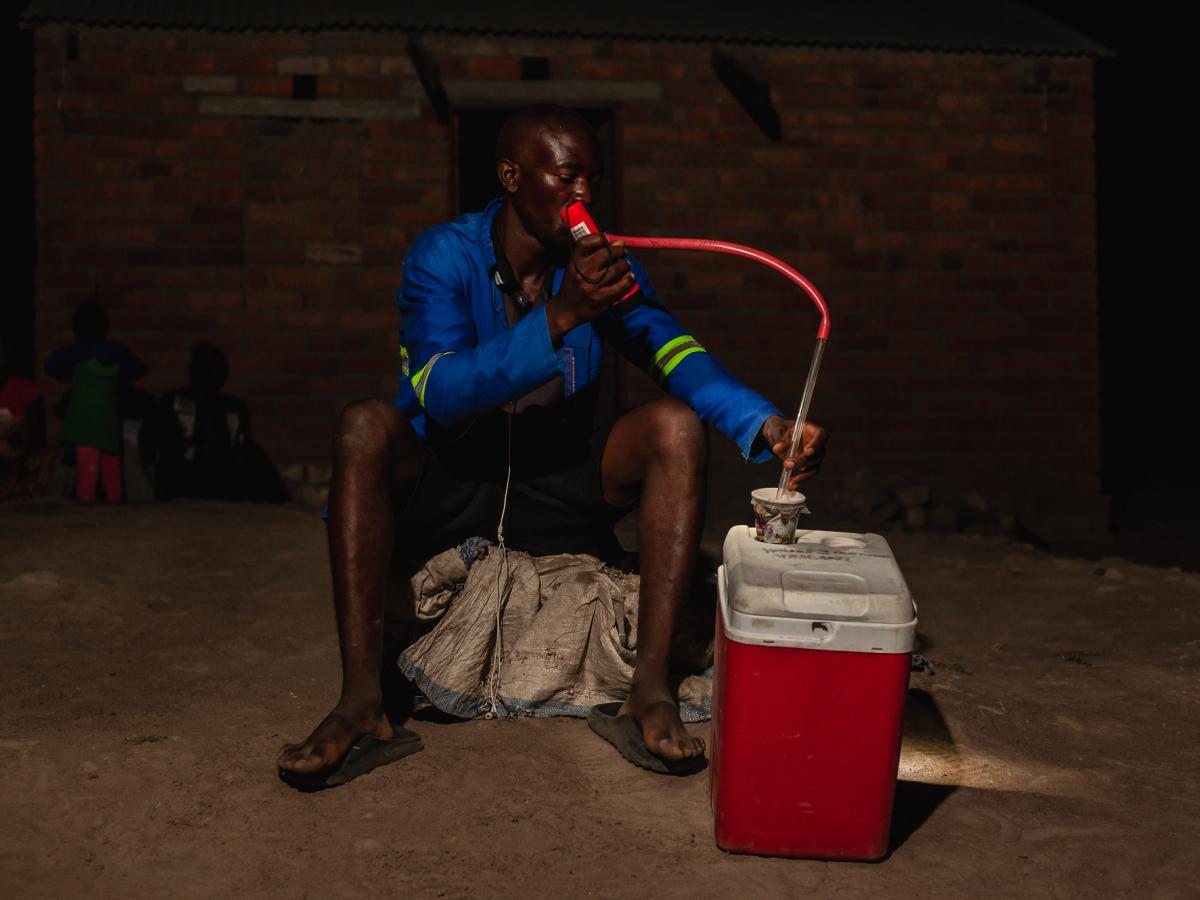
[720,526,917,653]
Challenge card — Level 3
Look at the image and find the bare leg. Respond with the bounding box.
[277,400,423,776]
[76,445,98,502]
[100,451,122,503]
[601,398,707,762]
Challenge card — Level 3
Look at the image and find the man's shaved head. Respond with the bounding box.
[494,104,604,250]
[495,105,596,166]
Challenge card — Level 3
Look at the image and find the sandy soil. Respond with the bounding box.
[1,501,1197,899]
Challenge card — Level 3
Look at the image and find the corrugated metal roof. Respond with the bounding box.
[18,0,1110,56]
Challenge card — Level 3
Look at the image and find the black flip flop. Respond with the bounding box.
[278,723,423,792]
[586,702,707,776]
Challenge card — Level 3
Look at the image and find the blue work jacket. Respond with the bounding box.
[394,200,780,462]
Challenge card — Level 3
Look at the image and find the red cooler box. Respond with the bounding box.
[711,525,917,860]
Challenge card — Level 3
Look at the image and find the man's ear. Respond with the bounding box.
[497,158,520,195]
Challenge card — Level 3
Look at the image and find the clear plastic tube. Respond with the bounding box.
[776,338,825,498]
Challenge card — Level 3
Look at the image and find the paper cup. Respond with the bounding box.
[751,488,807,544]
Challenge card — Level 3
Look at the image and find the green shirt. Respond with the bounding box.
[61,358,121,453]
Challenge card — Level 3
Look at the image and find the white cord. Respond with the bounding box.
[484,404,515,718]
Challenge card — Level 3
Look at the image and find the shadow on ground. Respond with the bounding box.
[890,688,957,855]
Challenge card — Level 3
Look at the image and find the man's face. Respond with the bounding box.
[502,126,604,251]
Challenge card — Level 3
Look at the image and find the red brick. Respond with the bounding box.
[624,123,679,143]
[270,268,331,290]
[190,161,242,181]
[307,333,368,353]
[257,35,311,54]
[339,77,397,100]
[128,75,178,96]
[340,311,396,331]
[664,81,719,105]
[187,246,246,266]
[991,134,1043,154]
[855,69,907,90]
[219,55,277,76]
[334,55,377,76]
[126,245,188,266]
[191,120,243,140]
[191,206,243,226]
[187,290,244,309]
[244,77,294,97]
[246,289,304,309]
[572,59,633,79]
[126,204,189,224]
[91,51,149,75]
[465,58,521,79]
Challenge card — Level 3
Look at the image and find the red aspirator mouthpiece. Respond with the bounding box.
[561,201,640,308]
[560,200,831,341]
[562,200,602,243]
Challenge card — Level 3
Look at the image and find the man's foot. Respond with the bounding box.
[277,703,392,776]
[619,684,705,762]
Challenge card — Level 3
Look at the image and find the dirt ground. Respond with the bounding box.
[1,501,1197,899]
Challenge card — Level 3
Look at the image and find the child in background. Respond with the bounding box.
[45,301,147,503]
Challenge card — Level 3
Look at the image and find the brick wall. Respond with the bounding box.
[32,26,1100,533]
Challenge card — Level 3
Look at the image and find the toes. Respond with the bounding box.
[658,734,705,759]
[277,739,330,773]
[648,736,688,761]
[288,753,325,775]
[280,744,329,774]
[646,727,703,761]
[277,745,308,772]
[623,698,708,762]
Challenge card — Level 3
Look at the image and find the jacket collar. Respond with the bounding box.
[479,197,567,325]
[480,199,505,327]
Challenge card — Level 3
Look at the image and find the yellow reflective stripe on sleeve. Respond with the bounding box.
[659,345,705,378]
[651,334,707,382]
[652,334,696,367]
[399,346,410,377]
[409,351,454,407]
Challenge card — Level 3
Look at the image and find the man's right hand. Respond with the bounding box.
[548,234,636,343]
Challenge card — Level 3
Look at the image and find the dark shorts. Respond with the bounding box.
[394,411,635,564]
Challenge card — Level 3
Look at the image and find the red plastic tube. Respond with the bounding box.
[610,234,832,340]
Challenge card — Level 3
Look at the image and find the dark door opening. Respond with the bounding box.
[1021,4,1197,567]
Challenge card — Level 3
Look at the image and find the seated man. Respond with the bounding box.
[278,105,826,785]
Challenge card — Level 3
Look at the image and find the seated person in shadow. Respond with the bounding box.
[142,342,288,502]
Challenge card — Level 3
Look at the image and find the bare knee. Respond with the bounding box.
[334,399,410,468]
[643,398,707,466]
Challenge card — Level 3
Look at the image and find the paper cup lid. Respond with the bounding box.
[751,487,806,506]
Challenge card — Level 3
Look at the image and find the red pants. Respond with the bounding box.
[76,445,122,503]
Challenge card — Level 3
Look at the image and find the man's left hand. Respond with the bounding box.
[761,415,827,492]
